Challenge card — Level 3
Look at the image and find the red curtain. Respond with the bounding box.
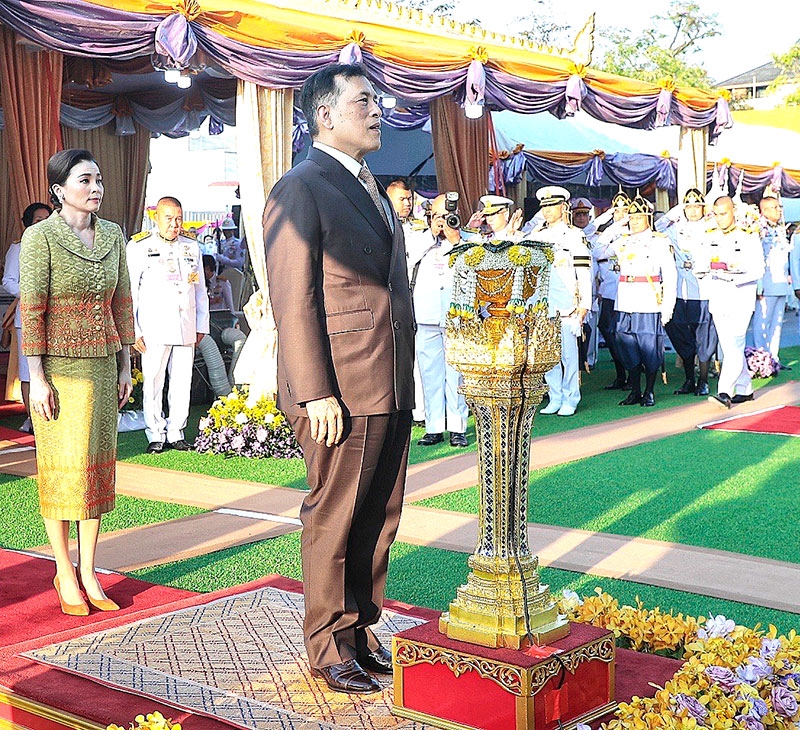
[0,25,63,251]
[430,96,489,215]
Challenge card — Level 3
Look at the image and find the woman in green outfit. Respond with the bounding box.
[20,149,135,616]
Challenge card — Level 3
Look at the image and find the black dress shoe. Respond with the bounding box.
[417,432,443,446]
[449,432,468,447]
[779,363,792,371]
[146,441,165,454]
[640,392,655,407]
[357,645,394,674]
[731,393,754,404]
[604,377,628,390]
[168,439,194,451]
[412,420,426,428]
[709,393,732,409]
[311,659,382,694]
[694,382,709,396]
[619,391,642,406]
[673,379,695,395]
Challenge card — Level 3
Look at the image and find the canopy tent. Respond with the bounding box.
[0,0,731,399]
[486,111,800,199]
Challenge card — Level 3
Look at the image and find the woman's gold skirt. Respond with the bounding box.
[32,354,118,520]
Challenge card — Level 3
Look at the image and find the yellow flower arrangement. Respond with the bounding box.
[559,589,800,729]
[194,386,301,459]
[463,246,486,267]
[107,711,181,730]
[507,245,532,266]
[123,366,145,411]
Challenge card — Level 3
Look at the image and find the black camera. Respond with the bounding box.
[444,191,461,229]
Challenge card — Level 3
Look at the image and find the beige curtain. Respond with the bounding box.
[677,126,708,198]
[0,126,17,256]
[0,26,63,255]
[430,96,489,214]
[234,81,293,403]
[62,121,151,238]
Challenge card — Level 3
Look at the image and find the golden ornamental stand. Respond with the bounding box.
[439,240,570,649]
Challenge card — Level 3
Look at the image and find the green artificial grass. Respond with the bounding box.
[0,473,205,550]
[131,537,800,635]
[3,346,796,491]
[420,428,800,564]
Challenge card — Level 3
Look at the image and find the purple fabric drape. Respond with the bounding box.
[0,0,736,134]
[725,167,800,198]
[523,151,679,189]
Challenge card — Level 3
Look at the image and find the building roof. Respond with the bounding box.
[716,62,781,88]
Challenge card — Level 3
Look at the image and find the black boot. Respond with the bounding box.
[673,358,695,394]
[605,361,629,390]
[694,361,710,396]
[619,368,642,405]
[641,370,658,407]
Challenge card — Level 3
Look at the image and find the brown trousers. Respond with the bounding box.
[289,411,412,669]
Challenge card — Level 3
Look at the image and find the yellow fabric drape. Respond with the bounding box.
[430,96,490,214]
[0,26,63,253]
[78,0,719,111]
[62,121,151,238]
[234,82,293,403]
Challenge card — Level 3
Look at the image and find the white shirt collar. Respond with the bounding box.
[313,142,363,179]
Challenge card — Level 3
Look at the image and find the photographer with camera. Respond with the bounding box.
[406,193,469,447]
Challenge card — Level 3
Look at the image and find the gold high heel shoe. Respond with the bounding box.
[53,576,89,617]
[75,532,119,611]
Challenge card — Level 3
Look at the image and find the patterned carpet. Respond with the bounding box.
[24,587,431,730]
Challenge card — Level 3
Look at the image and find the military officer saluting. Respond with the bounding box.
[586,189,631,390]
[656,188,718,396]
[612,193,676,407]
[529,186,592,417]
[127,196,209,452]
[698,196,765,408]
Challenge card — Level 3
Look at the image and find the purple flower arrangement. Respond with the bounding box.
[194,387,302,459]
[745,346,779,379]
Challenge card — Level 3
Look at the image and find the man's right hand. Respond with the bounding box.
[133,336,147,354]
[305,396,344,447]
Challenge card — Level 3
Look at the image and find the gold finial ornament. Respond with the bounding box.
[440,239,570,649]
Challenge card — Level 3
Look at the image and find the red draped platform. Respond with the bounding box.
[0,549,681,729]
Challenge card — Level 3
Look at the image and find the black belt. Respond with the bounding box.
[596,258,608,263]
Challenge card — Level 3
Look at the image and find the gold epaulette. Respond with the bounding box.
[652,231,668,238]
[182,229,198,240]
[131,230,152,242]
[410,218,428,231]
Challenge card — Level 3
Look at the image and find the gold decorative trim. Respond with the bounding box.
[394,639,523,695]
[391,704,482,730]
[528,634,615,696]
[0,689,104,730]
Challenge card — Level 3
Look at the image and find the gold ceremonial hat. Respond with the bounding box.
[682,188,705,205]
[628,192,652,216]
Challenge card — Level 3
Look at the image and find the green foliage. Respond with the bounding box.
[598,1,719,88]
[768,42,800,105]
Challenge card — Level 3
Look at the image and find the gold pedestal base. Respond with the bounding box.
[439,608,570,650]
[438,559,570,649]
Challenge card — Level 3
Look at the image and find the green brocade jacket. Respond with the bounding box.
[19,211,135,358]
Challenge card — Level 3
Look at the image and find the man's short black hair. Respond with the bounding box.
[300,63,370,138]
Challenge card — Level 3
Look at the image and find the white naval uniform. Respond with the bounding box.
[127,231,210,444]
[406,228,468,435]
[402,219,427,423]
[533,223,592,413]
[791,231,800,336]
[752,218,792,364]
[697,225,765,398]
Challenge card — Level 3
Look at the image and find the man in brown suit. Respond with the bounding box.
[263,64,415,694]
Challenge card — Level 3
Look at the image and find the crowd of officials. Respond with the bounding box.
[389,179,798,419]
[5,62,798,699]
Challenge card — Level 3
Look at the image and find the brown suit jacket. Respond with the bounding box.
[263,147,415,417]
